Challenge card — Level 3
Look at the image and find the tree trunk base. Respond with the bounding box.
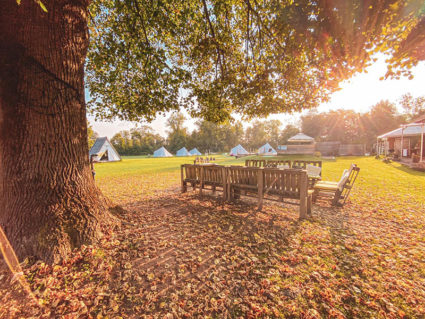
[5,190,120,264]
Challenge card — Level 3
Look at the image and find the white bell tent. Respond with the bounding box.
[176,147,190,156]
[230,144,248,156]
[258,143,277,155]
[89,137,121,162]
[153,146,173,157]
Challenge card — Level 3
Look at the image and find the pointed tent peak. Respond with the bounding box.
[153,146,173,157]
[258,142,277,155]
[230,144,248,156]
[176,147,190,156]
[189,148,202,156]
[89,137,108,156]
[288,133,315,143]
[89,137,121,162]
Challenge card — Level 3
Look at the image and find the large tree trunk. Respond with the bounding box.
[0,0,113,263]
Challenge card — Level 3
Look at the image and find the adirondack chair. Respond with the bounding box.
[312,164,360,206]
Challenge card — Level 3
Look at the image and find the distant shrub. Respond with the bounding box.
[375,155,381,159]
[313,151,321,158]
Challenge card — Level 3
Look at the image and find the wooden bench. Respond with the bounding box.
[199,164,227,199]
[181,164,201,192]
[292,160,322,171]
[312,164,360,206]
[227,166,311,219]
[245,159,292,168]
[182,164,228,199]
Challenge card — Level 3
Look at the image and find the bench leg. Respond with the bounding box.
[182,181,187,193]
[307,195,312,215]
[212,185,216,195]
[257,193,263,211]
[299,199,307,219]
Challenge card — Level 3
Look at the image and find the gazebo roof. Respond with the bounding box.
[287,133,314,143]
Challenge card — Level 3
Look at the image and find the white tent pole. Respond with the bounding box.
[421,123,424,162]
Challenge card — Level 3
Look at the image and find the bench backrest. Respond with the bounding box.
[202,165,226,185]
[264,160,292,168]
[245,159,266,167]
[245,159,292,168]
[183,164,201,181]
[292,160,322,170]
[262,168,307,199]
[228,166,259,187]
[228,166,308,199]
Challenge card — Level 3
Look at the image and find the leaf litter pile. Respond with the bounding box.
[1,158,425,318]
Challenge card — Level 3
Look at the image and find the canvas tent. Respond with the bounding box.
[153,146,173,157]
[176,147,190,156]
[189,148,202,156]
[258,143,277,155]
[230,144,248,156]
[89,137,121,162]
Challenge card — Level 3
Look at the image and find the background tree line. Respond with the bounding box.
[102,94,425,155]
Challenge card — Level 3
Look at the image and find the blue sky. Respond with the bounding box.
[88,55,425,138]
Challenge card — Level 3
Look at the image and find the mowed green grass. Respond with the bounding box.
[93,156,425,317]
[95,155,425,208]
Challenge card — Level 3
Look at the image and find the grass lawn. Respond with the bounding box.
[1,156,424,318]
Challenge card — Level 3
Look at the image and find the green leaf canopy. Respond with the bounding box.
[86,0,425,123]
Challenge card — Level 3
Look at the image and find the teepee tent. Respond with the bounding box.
[258,143,277,155]
[153,146,173,157]
[176,147,190,156]
[230,144,248,156]
[189,148,202,156]
[89,137,121,162]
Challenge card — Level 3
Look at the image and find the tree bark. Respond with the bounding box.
[0,0,113,263]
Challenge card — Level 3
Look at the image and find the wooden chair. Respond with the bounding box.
[312,164,360,206]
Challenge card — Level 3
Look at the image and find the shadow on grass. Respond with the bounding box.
[313,205,367,317]
[107,190,315,316]
[390,162,425,176]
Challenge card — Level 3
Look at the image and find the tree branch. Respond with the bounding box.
[201,0,224,78]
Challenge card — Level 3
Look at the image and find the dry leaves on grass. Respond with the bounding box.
[1,157,425,318]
